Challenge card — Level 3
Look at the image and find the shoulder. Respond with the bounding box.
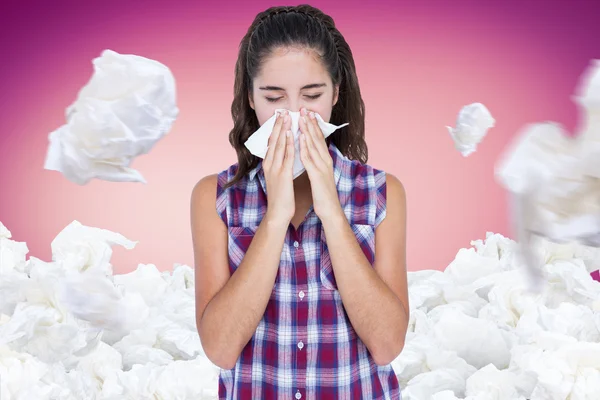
[351,160,405,198]
[191,164,235,207]
[384,172,406,202]
[191,174,219,208]
[191,171,232,226]
[192,163,241,196]
[381,171,406,224]
[366,165,406,221]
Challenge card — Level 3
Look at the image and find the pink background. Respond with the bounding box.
[1,0,598,274]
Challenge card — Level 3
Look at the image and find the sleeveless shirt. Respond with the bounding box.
[215,142,401,399]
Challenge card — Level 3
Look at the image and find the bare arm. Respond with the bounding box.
[191,174,288,370]
[321,173,409,366]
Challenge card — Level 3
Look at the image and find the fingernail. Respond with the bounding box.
[284,114,289,123]
[302,116,307,124]
[309,112,315,119]
[301,108,307,116]
[286,130,290,137]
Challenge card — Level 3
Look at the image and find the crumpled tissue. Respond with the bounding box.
[395,232,600,399]
[495,59,600,292]
[44,49,179,185]
[0,220,218,399]
[3,222,600,399]
[244,108,348,179]
[447,103,495,157]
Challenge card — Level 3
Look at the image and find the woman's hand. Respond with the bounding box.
[298,108,343,222]
[263,110,295,227]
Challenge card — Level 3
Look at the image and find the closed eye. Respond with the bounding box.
[265,94,322,103]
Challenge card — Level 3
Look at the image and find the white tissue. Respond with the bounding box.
[447,103,495,157]
[395,232,600,399]
[244,108,348,179]
[494,60,600,292]
[44,49,179,185]
[58,270,148,336]
[573,59,600,141]
[0,220,218,399]
[2,221,600,398]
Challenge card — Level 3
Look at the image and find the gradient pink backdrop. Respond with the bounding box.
[1,0,598,274]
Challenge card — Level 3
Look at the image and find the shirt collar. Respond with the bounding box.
[248,141,348,193]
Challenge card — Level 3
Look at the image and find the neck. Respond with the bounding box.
[293,172,311,189]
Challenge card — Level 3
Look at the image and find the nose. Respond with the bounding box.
[285,101,308,114]
[287,103,300,113]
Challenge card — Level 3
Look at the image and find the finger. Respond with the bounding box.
[302,125,325,170]
[299,132,315,173]
[272,112,290,169]
[284,129,294,171]
[263,112,284,169]
[307,110,329,161]
[300,111,324,163]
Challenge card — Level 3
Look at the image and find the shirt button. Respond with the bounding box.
[299,291,305,299]
[297,341,304,350]
[293,241,299,248]
[296,390,302,399]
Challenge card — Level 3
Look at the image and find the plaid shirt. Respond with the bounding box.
[216,142,401,399]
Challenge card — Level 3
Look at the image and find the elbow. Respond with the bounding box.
[373,306,409,366]
[197,316,238,370]
[373,336,406,367]
[374,305,410,366]
[203,343,237,370]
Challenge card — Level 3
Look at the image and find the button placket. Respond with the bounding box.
[292,234,307,400]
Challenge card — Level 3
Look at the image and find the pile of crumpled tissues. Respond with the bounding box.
[1,221,600,399]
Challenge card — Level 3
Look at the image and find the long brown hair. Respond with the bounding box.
[224,4,368,189]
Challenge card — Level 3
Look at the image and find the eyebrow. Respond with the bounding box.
[258,83,327,91]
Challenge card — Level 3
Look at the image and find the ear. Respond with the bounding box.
[332,85,339,107]
[248,91,255,110]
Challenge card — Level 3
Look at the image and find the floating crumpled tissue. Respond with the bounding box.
[244,108,348,179]
[44,49,179,185]
[573,59,600,141]
[446,103,495,157]
[495,60,600,293]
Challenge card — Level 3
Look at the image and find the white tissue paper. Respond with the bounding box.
[495,59,600,292]
[0,220,218,399]
[2,221,600,398]
[44,49,179,185]
[244,108,348,179]
[447,103,495,157]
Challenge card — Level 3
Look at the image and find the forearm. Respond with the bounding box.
[201,215,288,369]
[322,212,408,365]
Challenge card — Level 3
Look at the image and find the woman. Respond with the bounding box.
[191,4,409,399]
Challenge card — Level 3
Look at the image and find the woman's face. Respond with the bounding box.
[249,47,339,126]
